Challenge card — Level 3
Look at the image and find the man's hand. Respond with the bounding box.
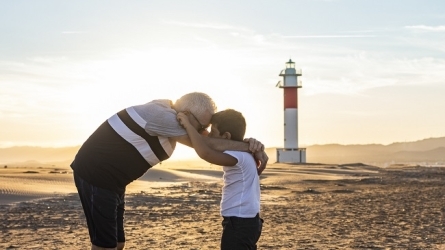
[243,138,264,153]
[253,150,268,175]
[244,138,267,174]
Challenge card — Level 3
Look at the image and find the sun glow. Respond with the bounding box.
[53,47,280,150]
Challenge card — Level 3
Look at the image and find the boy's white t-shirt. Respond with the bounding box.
[220,150,260,218]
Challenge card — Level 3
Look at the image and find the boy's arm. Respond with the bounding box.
[176,112,238,166]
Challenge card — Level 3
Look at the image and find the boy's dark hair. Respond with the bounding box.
[211,109,246,141]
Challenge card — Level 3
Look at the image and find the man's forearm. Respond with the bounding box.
[203,136,250,152]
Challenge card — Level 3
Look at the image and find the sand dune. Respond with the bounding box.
[137,168,221,182]
[0,162,383,206]
[0,163,222,205]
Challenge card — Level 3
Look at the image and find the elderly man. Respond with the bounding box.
[71,92,268,250]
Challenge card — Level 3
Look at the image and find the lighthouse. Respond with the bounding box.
[276,59,306,163]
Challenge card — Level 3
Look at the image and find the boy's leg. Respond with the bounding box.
[220,214,263,250]
[74,173,125,249]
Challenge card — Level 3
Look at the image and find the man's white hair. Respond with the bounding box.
[174,92,217,117]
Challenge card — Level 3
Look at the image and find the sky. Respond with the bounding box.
[1,0,445,159]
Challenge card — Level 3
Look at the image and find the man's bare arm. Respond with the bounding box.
[173,132,268,174]
[254,150,268,175]
[172,134,260,153]
[202,136,251,152]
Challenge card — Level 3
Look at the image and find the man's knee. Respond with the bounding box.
[117,242,125,250]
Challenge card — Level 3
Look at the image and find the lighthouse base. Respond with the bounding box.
[276,148,306,163]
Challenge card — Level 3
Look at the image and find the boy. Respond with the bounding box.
[177,109,263,250]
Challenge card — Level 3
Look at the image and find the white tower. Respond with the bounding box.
[276,59,306,163]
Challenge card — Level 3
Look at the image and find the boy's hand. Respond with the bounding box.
[177,112,192,129]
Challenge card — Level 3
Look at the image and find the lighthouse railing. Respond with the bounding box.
[276,80,302,88]
[279,68,302,75]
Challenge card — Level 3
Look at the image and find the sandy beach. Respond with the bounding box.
[1,160,445,249]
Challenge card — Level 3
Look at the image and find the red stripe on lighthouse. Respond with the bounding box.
[283,88,298,109]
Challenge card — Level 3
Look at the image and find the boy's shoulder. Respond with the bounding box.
[223,150,251,156]
[223,150,255,164]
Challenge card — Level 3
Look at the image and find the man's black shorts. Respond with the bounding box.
[74,172,125,248]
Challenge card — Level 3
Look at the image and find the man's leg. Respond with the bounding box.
[116,192,126,250]
[90,193,126,250]
[117,242,125,250]
[74,173,124,249]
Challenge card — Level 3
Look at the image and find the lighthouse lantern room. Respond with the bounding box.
[276,59,306,163]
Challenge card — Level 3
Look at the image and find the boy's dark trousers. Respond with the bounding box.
[220,213,263,250]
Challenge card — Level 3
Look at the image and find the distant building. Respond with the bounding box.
[276,59,306,163]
